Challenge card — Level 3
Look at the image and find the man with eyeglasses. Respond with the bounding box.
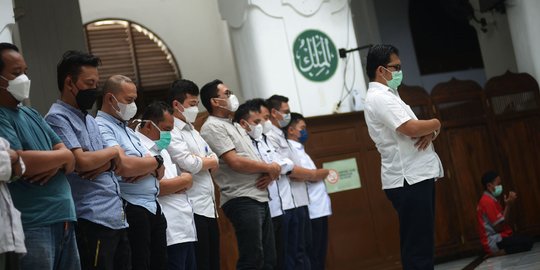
[364,44,444,270]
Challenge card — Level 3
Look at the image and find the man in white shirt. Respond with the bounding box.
[364,44,444,270]
[233,99,296,270]
[0,137,26,270]
[166,79,220,270]
[266,95,329,270]
[136,101,197,270]
[284,113,330,270]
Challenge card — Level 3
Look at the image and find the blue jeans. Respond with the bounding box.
[222,197,276,270]
[20,221,81,270]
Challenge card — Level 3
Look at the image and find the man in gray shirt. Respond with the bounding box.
[200,79,281,270]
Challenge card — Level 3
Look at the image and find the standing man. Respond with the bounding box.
[364,44,443,270]
[96,75,167,270]
[0,137,26,270]
[284,113,331,270]
[234,99,296,270]
[266,95,327,270]
[200,79,281,270]
[167,79,220,270]
[136,101,197,270]
[45,51,130,270]
[0,42,79,270]
[477,171,533,255]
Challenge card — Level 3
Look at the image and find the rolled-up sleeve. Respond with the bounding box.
[168,129,203,174]
[277,157,294,174]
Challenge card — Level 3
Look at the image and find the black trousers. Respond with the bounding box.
[193,214,220,270]
[125,202,168,270]
[497,234,534,254]
[168,242,197,270]
[272,215,284,270]
[76,219,131,270]
[309,216,328,270]
[385,179,435,270]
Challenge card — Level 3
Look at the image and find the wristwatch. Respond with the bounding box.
[154,155,164,170]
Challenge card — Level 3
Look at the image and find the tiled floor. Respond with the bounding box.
[435,243,540,270]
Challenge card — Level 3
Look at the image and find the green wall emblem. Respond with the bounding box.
[293,29,338,82]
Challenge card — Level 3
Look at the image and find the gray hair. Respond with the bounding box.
[103,75,135,94]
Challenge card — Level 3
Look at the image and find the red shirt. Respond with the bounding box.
[476,191,513,254]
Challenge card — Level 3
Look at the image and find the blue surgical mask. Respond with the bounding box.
[492,185,503,197]
[149,121,171,150]
[299,129,308,144]
[278,112,291,128]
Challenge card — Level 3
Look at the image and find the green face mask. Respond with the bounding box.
[383,68,403,91]
[492,185,503,197]
[149,121,172,151]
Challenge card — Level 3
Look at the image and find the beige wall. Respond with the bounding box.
[79,0,242,105]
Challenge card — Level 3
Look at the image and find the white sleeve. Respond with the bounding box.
[0,138,13,181]
[371,94,411,130]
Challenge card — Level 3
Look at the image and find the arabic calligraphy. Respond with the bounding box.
[293,30,338,82]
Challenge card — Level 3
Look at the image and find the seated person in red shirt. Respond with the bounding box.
[476,171,534,255]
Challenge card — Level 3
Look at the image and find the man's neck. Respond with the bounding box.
[212,108,230,119]
[0,91,19,109]
[60,92,78,109]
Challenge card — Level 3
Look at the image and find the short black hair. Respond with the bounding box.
[200,79,223,114]
[233,99,261,124]
[283,112,305,137]
[141,101,173,124]
[366,44,399,81]
[0,42,20,73]
[57,50,101,92]
[251,98,271,111]
[168,79,199,105]
[481,171,499,189]
[266,95,289,111]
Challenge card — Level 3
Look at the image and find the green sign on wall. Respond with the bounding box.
[293,29,338,82]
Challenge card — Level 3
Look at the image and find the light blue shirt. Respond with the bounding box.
[96,111,159,214]
[45,101,127,229]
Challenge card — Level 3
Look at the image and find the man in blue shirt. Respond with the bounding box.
[0,42,79,269]
[45,51,131,270]
[95,74,167,270]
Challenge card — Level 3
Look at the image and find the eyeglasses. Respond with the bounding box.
[224,90,233,98]
[386,64,402,71]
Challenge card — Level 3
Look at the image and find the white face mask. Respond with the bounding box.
[217,94,240,112]
[1,74,31,102]
[247,123,263,140]
[278,112,291,128]
[180,105,199,123]
[111,94,137,121]
[262,120,273,134]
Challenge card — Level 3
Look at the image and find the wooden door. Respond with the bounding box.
[485,71,540,235]
[431,79,500,253]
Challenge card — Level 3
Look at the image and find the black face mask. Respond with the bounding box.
[75,88,98,111]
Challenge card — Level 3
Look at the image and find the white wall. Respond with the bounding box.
[0,0,14,43]
[507,0,540,84]
[469,0,517,79]
[79,0,241,103]
[219,0,367,117]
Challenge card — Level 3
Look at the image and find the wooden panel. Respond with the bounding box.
[445,126,498,249]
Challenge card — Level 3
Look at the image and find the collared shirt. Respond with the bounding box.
[252,134,295,217]
[136,131,197,246]
[0,137,26,254]
[266,124,309,207]
[95,111,159,214]
[364,82,443,189]
[0,105,76,228]
[167,117,217,218]
[45,101,127,229]
[200,116,269,206]
[289,140,332,219]
[477,191,513,254]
